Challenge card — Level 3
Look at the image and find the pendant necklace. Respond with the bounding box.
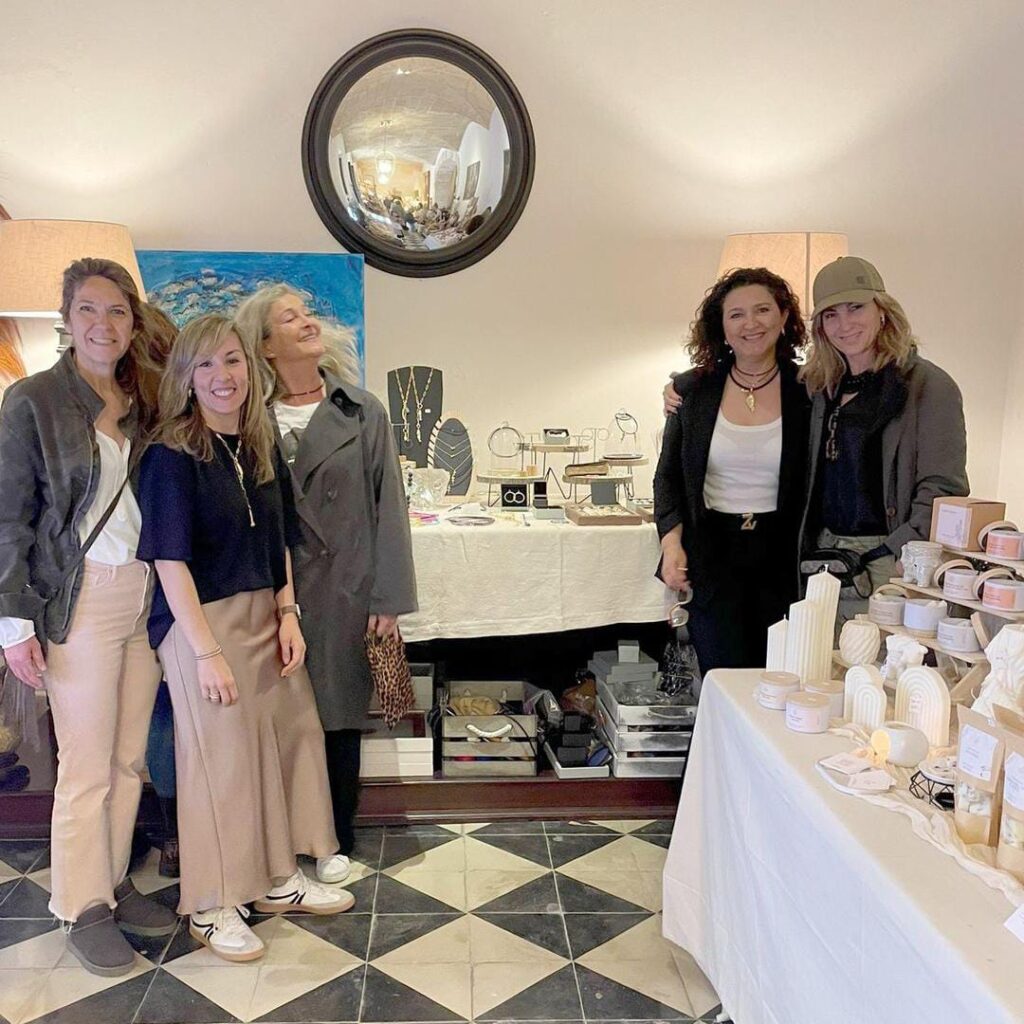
[410,367,435,443]
[396,370,415,443]
[215,433,256,528]
[729,365,780,412]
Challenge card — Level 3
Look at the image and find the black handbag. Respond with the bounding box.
[800,548,872,599]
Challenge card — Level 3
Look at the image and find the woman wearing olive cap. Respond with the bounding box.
[795,255,967,620]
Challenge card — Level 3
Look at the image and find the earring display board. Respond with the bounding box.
[388,365,443,466]
[428,416,473,495]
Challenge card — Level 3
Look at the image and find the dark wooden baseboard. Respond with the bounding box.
[0,773,680,838]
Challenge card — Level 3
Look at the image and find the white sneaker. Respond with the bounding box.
[253,869,355,916]
[189,905,264,962]
[316,854,351,883]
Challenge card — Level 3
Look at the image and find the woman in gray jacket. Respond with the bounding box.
[235,285,417,885]
[797,256,968,620]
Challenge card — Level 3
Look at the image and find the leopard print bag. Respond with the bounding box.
[364,632,415,729]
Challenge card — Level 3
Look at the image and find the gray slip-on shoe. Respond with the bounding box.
[113,877,178,937]
[68,904,136,976]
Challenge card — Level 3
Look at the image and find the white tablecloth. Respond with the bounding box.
[401,516,668,642]
[662,669,1024,1024]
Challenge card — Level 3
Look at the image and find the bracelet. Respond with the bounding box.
[195,645,223,661]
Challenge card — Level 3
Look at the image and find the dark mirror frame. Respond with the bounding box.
[302,29,536,278]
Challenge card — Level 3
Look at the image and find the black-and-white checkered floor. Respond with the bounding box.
[0,819,722,1024]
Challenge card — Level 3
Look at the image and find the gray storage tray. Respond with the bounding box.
[597,698,691,753]
[597,724,687,777]
[597,679,697,728]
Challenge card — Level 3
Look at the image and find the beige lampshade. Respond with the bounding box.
[0,219,143,317]
[716,232,848,317]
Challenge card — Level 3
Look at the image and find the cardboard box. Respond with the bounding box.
[369,662,435,713]
[930,497,1006,551]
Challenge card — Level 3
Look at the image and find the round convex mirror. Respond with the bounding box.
[302,30,535,277]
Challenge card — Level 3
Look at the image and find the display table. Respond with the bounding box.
[402,515,667,641]
[662,668,1024,1024]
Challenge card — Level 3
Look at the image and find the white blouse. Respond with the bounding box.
[0,431,142,649]
[702,412,782,514]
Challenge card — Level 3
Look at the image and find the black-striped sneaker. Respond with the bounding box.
[189,905,264,962]
[252,869,355,915]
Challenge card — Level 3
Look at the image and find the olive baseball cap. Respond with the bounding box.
[811,256,886,318]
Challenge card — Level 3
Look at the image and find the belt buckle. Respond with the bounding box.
[741,513,757,531]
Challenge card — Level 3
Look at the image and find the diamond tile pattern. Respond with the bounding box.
[0,820,722,1024]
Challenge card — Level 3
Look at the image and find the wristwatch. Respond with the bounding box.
[277,603,302,621]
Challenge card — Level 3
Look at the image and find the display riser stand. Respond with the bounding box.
[0,774,680,838]
[889,577,1024,623]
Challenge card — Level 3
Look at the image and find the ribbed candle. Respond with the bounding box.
[783,599,818,685]
[766,618,788,671]
[806,571,841,682]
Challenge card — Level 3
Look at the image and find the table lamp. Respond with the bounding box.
[0,219,143,351]
[717,232,848,318]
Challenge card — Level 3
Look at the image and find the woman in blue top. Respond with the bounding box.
[137,313,349,964]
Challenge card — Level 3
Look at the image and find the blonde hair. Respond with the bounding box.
[156,313,276,484]
[801,293,917,395]
[233,283,360,402]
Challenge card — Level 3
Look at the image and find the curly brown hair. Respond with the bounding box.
[686,267,807,373]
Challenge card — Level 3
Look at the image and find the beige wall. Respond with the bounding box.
[2,0,1022,501]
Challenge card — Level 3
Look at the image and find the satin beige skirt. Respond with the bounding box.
[159,588,338,915]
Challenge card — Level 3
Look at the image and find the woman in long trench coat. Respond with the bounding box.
[235,285,417,884]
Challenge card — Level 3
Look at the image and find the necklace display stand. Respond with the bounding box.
[388,365,443,467]
[427,415,473,495]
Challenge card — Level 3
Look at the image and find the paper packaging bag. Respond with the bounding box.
[994,706,1024,880]
[930,497,1006,551]
[954,706,1005,847]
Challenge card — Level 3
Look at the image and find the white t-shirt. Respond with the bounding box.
[274,400,320,439]
[0,431,142,649]
[702,412,782,514]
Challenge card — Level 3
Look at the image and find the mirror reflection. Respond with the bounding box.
[327,57,510,252]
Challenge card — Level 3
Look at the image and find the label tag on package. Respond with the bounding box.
[1004,905,1024,945]
[960,725,999,782]
[820,752,876,775]
[1005,752,1024,812]
[934,504,970,548]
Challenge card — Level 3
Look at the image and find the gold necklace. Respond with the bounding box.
[409,367,435,443]
[728,366,779,412]
[396,369,415,443]
[215,433,255,527]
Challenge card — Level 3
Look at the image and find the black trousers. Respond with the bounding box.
[687,511,795,674]
[323,729,361,856]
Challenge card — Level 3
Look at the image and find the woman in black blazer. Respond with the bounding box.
[654,268,809,672]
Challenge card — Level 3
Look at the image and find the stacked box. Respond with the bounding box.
[587,649,659,686]
[360,711,434,779]
[591,646,695,778]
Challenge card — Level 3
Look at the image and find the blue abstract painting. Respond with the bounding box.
[136,250,365,379]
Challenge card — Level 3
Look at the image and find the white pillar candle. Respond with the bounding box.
[895,665,951,747]
[806,571,841,683]
[784,599,820,685]
[766,618,789,671]
[844,664,885,720]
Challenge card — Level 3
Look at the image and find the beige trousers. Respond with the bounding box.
[44,559,161,922]
[159,588,338,916]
